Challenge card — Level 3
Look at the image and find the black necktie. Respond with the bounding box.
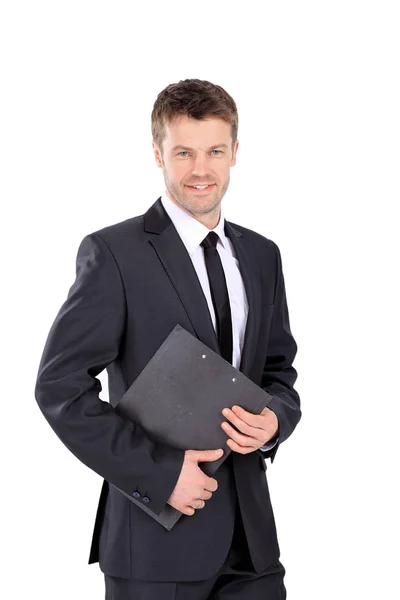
[201,231,233,364]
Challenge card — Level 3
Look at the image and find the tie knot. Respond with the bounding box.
[201,231,219,249]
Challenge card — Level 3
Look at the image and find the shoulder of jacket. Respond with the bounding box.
[87,214,145,245]
[227,221,279,253]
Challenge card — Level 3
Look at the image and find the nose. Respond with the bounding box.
[192,153,208,177]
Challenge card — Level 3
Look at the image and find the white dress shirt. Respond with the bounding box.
[160,190,276,452]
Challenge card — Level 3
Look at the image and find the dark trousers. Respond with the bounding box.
[103,503,286,599]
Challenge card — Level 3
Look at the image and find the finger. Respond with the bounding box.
[200,490,213,501]
[222,408,254,435]
[230,405,266,429]
[226,438,254,455]
[221,421,260,447]
[222,407,263,435]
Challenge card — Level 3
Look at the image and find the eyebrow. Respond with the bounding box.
[171,143,229,152]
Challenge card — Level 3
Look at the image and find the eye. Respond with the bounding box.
[178,151,189,157]
[211,150,222,155]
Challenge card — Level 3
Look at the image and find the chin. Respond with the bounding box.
[185,198,221,215]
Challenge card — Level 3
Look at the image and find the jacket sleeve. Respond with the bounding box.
[34,233,185,515]
[259,242,301,463]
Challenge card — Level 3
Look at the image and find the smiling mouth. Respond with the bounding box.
[186,184,215,190]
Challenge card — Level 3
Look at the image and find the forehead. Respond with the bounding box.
[163,115,231,148]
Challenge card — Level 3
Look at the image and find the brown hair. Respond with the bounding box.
[151,79,238,156]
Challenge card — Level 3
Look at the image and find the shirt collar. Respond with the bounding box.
[160,189,229,256]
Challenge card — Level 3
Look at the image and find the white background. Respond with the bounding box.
[1,1,399,598]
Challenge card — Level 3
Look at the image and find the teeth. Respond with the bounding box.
[193,185,208,189]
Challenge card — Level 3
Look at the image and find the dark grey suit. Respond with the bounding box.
[35,197,301,581]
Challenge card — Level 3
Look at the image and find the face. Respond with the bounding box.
[152,115,239,227]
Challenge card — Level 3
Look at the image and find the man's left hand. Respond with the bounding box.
[220,405,279,454]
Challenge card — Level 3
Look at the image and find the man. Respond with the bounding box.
[35,78,301,599]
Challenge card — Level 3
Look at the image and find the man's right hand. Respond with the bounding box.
[167,448,224,516]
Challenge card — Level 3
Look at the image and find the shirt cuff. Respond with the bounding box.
[259,437,279,452]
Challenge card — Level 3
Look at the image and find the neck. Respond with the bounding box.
[191,208,221,230]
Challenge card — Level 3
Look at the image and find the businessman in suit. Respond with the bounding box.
[35,78,301,599]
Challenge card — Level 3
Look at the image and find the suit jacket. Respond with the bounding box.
[34,197,301,581]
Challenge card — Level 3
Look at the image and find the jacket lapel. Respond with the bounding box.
[144,198,261,376]
[224,221,261,376]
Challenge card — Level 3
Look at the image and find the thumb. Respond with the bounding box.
[195,449,224,462]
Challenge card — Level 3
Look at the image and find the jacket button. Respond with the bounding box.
[132,491,141,498]
[142,496,150,504]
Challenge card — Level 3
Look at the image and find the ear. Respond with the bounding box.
[231,139,239,167]
[152,141,163,168]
